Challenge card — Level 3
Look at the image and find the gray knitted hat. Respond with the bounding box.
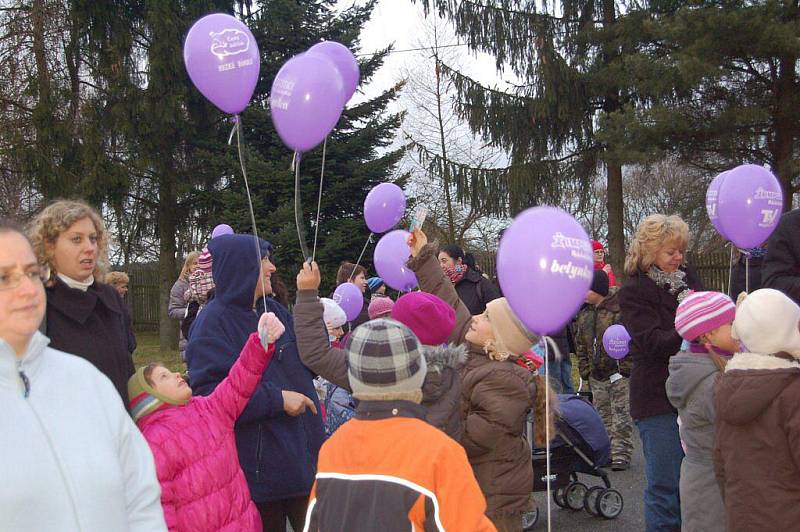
[346,318,427,402]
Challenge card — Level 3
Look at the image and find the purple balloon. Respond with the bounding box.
[211,224,234,238]
[717,164,783,249]
[333,282,364,322]
[364,183,406,233]
[307,41,360,102]
[498,206,593,335]
[706,171,730,240]
[184,14,260,114]
[270,54,346,152]
[374,230,418,292]
[602,324,631,360]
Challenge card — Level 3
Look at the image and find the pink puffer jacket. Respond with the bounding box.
[137,333,273,532]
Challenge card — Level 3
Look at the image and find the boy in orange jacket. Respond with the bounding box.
[298,262,495,532]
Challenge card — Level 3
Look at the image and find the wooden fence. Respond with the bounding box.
[124,251,733,331]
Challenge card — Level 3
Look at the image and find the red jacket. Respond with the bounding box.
[137,334,273,532]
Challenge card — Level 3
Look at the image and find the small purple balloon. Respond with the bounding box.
[717,164,783,249]
[307,41,360,102]
[364,183,406,233]
[333,282,364,322]
[211,224,234,238]
[270,54,346,152]
[602,324,631,360]
[374,230,418,292]
[498,206,593,335]
[706,171,730,240]
[184,14,260,114]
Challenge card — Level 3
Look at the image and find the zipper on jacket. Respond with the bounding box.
[16,359,30,398]
[254,423,264,480]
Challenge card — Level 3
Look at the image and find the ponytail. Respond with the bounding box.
[532,374,559,447]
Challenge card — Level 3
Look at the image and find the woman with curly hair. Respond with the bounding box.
[619,214,703,532]
[28,200,136,408]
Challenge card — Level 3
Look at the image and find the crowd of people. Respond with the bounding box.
[3,198,800,532]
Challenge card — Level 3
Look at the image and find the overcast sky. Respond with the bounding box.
[337,0,513,106]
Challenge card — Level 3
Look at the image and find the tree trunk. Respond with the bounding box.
[158,169,179,353]
[601,0,626,279]
[606,163,625,279]
[772,54,797,211]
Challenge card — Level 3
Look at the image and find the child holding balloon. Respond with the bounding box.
[406,227,556,532]
[665,291,738,532]
[573,269,633,471]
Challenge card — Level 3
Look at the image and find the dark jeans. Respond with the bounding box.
[636,414,683,532]
[257,496,308,532]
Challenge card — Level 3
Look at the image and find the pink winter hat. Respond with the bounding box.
[368,297,395,320]
[197,247,212,274]
[391,292,456,346]
[675,291,736,342]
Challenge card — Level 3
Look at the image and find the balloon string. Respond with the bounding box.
[745,255,750,294]
[234,115,268,312]
[311,137,327,263]
[543,336,553,532]
[348,232,374,282]
[727,244,734,297]
[293,152,311,262]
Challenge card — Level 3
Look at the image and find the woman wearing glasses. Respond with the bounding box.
[28,200,136,408]
[0,220,166,531]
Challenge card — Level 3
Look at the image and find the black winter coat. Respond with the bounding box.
[44,278,136,408]
[762,208,800,305]
[618,267,703,420]
[455,269,501,316]
[729,254,764,299]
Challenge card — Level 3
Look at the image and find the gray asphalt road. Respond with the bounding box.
[530,431,646,531]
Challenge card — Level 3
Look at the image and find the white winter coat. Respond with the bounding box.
[0,331,167,531]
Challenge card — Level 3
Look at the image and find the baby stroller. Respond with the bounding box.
[522,394,624,530]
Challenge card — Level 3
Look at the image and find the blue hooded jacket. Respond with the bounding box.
[186,234,324,502]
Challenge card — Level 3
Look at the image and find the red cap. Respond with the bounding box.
[591,240,604,251]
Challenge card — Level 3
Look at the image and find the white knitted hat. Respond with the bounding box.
[732,289,800,358]
[321,298,347,329]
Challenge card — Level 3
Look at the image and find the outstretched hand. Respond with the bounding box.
[296,261,321,291]
[407,227,428,258]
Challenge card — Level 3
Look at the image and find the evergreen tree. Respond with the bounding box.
[414,0,632,276]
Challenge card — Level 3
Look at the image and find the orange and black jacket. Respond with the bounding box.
[304,400,496,532]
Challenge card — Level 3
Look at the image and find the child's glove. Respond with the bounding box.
[258,312,285,349]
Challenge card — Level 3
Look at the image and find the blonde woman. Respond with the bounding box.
[618,214,703,532]
[170,251,200,357]
[106,271,130,299]
[29,200,136,408]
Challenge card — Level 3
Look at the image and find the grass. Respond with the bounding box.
[133,332,185,374]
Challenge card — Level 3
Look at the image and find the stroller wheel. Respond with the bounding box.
[553,487,568,509]
[597,488,624,519]
[565,482,588,511]
[583,486,604,516]
[522,507,539,531]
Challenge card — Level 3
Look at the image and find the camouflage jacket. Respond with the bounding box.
[573,288,632,381]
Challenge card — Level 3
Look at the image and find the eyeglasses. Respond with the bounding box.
[0,265,50,291]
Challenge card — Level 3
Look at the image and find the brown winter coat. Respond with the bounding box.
[409,243,536,517]
[713,352,800,532]
[293,289,466,441]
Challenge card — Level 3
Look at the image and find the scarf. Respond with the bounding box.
[443,263,468,284]
[646,266,691,303]
[57,272,94,292]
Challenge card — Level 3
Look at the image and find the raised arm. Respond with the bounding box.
[407,229,473,345]
[293,261,351,390]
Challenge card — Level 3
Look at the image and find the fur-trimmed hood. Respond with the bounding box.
[716,352,800,425]
[423,343,467,374]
